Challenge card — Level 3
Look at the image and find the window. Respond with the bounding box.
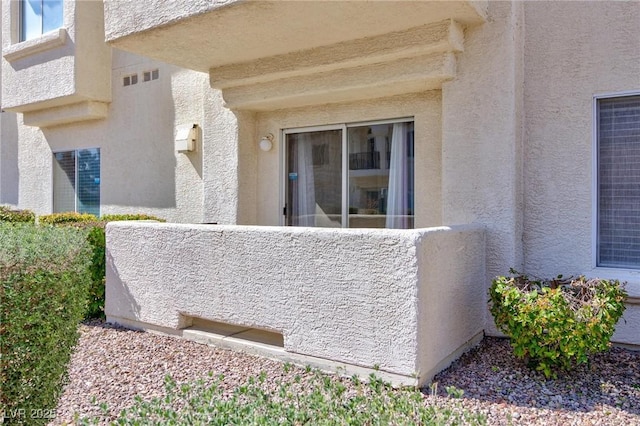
[20,0,63,42]
[284,120,414,229]
[53,148,100,216]
[597,94,640,269]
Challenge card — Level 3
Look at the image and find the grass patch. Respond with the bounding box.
[78,368,486,425]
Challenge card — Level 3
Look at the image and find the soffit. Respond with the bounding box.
[106,0,486,72]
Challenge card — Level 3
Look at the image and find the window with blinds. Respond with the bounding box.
[53,149,101,216]
[597,95,640,269]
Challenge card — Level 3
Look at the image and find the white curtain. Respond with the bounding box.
[386,123,410,229]
[292,134,316,226]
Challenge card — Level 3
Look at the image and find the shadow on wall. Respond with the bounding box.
[7,37,75,73]
[0,112,20,205]
[41,61,183,210]
[102,60,181,208]
[102,66,178,208]
[105,249,141,321]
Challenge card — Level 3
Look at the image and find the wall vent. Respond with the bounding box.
[123,74,138,86]
[143,69,160,82]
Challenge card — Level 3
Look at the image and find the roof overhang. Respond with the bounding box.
[105,0,487,110]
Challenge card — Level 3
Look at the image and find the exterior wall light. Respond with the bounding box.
[259,133,274,151]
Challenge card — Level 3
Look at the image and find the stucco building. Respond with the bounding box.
[0,1,638,385]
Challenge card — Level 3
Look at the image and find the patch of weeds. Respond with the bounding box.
[78,371,486,425]
[445,385,465,399]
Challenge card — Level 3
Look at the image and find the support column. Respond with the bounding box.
[441,1,525,334]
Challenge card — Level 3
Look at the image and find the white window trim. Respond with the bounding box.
[280,117,413,228]
[4,0,67,62]
[591,90,640,297]
[3,27,67,62]
[52,147,101,217]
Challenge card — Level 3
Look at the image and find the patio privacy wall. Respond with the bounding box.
[106,221,486,385]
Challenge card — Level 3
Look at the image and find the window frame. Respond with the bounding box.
[19,0,64,43]
[592,90,640,276]
[280,117,414,228]
[52,147,101,216]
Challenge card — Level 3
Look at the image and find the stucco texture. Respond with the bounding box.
[522,1,640,344]
[106,222,485,384]
[6,49,209,223]
[104,1,485,73]
[1,1,111,115]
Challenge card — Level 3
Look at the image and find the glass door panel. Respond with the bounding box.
[286,129,342,227]
[347,122,414,229]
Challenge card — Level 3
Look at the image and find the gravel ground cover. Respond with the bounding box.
[53,321,640,425]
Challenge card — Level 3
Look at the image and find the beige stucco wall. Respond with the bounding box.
[3,0,638,349]
[522,1,640,345]
[104,0,485,73]
[439,1,525,336]
[416,225,486,380]
[200,90,249,225]
[9,49,210,222]
[106,221,485,385]
[442,0,524,296]
[1,0,111,116]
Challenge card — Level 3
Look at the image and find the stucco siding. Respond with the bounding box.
[523,1,640,279]
[201,89,243,224]
[416,225,486,379]
[523,1,640,346]
[441,1,525,335]
[1,1,111,116]
[8,50,210,222]
[106,222,485,384]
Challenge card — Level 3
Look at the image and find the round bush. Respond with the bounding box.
[489,270,626,378]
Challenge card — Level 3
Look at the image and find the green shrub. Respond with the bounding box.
[489,270,627,378]
[82,214,165,319]
[0,223,92,425]
[0,206,35,223]
[85,226,106,319]
[39,212,98,224]
[100,213,165,222]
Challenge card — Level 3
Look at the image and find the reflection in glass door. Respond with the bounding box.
[347,122,414,229]
[285,129,342,227]
[284,119,414,229]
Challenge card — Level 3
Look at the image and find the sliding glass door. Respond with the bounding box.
[286,129,342,227]
[285,119,414,229]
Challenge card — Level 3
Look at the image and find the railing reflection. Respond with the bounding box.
[349,151,380,170]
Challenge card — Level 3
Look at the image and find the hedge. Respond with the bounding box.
[38,212,98,225]
[0,206,35,223]
[0,223,92,425]
[100,213,166,222]
[41,212,166,319]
